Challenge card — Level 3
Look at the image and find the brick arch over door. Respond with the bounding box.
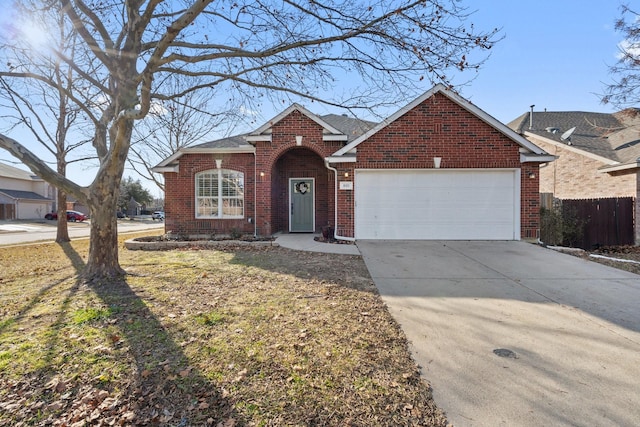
[271,147,330,233]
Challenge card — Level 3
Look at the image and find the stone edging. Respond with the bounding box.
[124,238,279,251]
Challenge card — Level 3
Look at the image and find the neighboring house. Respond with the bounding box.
[0,162,53,220]
[127,197,143,217]
[65,196,90,217]
[508,108,640,244]
[153,84,553,241]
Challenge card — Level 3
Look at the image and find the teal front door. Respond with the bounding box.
[289,178,315,232]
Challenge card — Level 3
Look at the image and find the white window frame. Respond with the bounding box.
[195,169,244,219]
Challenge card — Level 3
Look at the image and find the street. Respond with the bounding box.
[0,219,164,246]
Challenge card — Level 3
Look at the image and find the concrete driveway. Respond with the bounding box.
[357,240,640,427]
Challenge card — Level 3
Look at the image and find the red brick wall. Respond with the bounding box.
[521,163,540,240]
[165,110,340,237]
[163,153,255,236]
[254,110,340,235]
[335,93,538,239]
[355,94,521,169]
[334,164,355,238]
[165,96,542,240]
[273,149,330,232]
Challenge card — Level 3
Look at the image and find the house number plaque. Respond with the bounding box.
[339,181,353,190]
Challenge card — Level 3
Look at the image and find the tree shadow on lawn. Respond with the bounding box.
[2,242,242,426]
[226,246,377,294]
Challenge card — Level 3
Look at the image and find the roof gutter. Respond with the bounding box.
[520,153,557,163]
[598,161,640,173]
[152,145,256,171]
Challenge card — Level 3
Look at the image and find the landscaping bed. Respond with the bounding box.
[585,245,640,275]
[550,244,640,275]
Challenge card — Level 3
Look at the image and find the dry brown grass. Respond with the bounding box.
[0,232,448,426]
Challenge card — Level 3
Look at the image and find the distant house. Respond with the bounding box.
[153,84,552,241]
[65,196,90,217]
[0,163,53,220]
[127,197,143,217]
[508,109,640,243]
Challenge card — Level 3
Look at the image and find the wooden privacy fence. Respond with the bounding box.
[561,197,634,249]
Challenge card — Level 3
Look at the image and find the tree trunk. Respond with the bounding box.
[56,160,70,242]
[55,190,70,242]
[83,184,125,280]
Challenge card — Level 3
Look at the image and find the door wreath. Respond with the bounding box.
[296,181,309,194]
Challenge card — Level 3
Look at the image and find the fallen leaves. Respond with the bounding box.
[0,243,449,426]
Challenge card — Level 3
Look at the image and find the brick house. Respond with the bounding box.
[508,108,640,244]
[154,84,552,241]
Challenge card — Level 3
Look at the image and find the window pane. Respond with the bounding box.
[196,169,244,218]
[197,197,218,217]
[197,173,218,197]
[222,198,243,216]
[222,172,244,197]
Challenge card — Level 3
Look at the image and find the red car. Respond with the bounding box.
[44,210,88,222]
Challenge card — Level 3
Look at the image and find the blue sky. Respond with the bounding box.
[454,0,623,123]
[0,1,629,191]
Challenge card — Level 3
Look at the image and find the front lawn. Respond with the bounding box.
[0,233,447,426]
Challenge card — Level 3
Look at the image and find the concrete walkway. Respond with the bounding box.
[358,240,640,427]
[274,233,360,255]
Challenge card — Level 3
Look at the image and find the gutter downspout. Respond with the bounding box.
[253,152,258,237]
[325,160,356,242]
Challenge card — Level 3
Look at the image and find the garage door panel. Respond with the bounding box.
[355,169,519,240]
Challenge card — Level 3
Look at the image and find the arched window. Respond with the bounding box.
[195,169,244,218]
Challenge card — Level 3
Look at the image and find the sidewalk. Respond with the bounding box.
[274,233,360,255]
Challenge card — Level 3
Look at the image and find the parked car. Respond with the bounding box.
[152,211,165,221]
[116,211,126,219]
[44,210,88,222]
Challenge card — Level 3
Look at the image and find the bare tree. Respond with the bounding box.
[0,2,92,242]
[129,80,239,191]
[602,4,640,107]
[0,0,500,280]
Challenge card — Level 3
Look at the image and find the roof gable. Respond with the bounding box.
[246,103,347,142]
[332,84,546,157]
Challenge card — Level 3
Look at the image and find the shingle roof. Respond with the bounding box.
[0,189,51,201]
[507,109,640,163]
[188,114,376,149]
[0,162,42,181]
[320,114,376,142]
[189,134,253,149]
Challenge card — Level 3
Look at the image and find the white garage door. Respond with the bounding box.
[355,169,520,240]
[17,201,50,220]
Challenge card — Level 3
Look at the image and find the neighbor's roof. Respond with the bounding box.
[507,109,640,164]
[0,162,42,181]
[0,189,51,201]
